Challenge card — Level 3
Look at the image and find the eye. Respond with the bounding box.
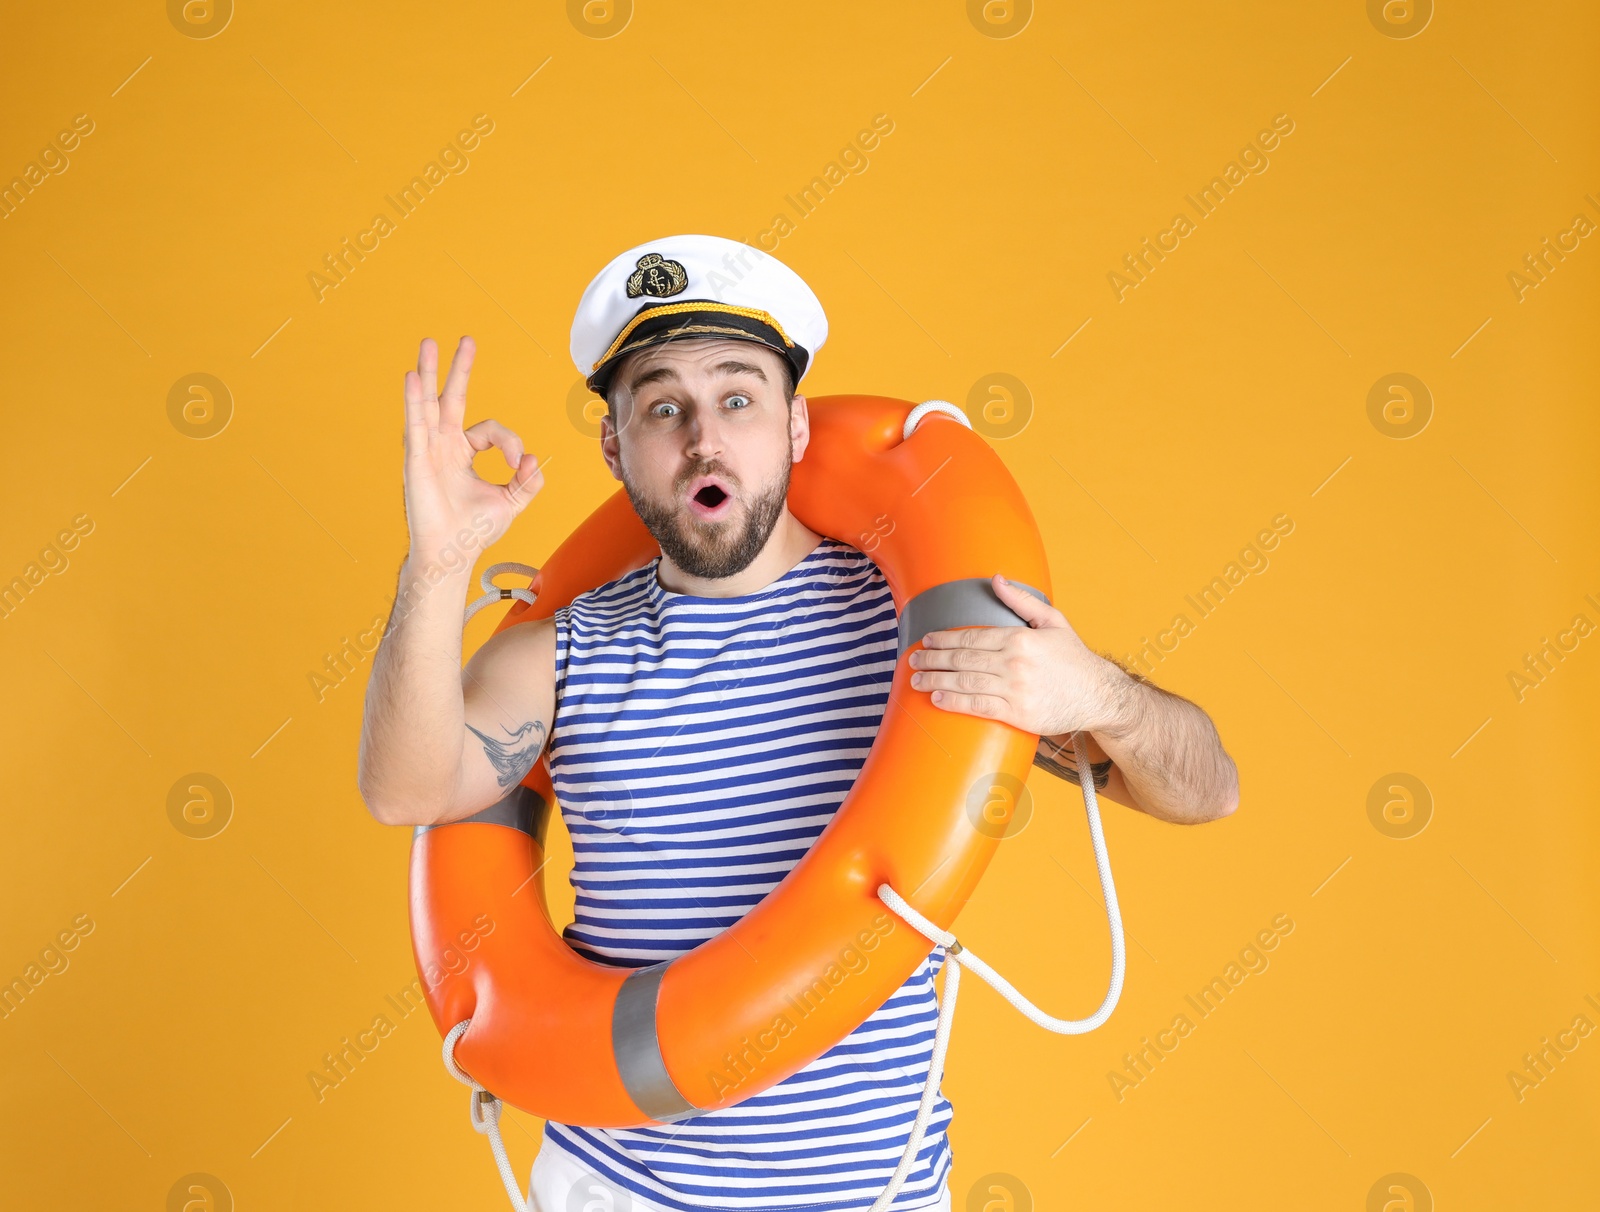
[725,393,752,409]
[651,400,680,417]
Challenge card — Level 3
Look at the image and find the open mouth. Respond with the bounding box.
[686,475,734,520]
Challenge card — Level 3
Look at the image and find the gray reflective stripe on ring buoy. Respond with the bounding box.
[612,961,699,1123]
[897,577,1051,657]
[412,784,546,842]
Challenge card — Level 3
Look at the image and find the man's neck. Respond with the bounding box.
[655,510,823,598]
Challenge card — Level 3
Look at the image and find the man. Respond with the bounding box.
[358,234,1238,1212]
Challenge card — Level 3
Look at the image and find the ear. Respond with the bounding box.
[599,410,623,481]
[789,393,810,463]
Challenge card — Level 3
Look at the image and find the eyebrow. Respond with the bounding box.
[627,359,770,393]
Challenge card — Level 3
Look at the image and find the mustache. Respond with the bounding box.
[677,463,740,493]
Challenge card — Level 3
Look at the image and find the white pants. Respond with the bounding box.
[527,1135,952,1212]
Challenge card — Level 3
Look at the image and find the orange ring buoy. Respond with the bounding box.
[408,393,1053,1127]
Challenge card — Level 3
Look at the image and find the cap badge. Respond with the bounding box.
[626,253,689,299]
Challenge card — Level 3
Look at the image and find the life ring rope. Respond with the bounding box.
[442,1020,531,1212]
[878,729,1127,1034]
[866,728,1126,1208]
[463,561,540,624]
[901,398,972,439]
[440,730,1126,1212]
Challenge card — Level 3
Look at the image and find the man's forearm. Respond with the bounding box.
[357,553,475,824]
[1034,662,1238,824]
[1089,664,1238,823]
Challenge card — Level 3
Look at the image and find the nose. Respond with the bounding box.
[683,402,728,462]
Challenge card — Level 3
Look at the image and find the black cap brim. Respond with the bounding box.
[584,301,810,399]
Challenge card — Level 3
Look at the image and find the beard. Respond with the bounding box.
[622,447,792,581]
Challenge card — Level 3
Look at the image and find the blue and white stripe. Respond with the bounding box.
[542,536,952,1211]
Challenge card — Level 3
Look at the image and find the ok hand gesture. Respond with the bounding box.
[402,336,543,563]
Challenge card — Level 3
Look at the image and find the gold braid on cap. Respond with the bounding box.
[592,302,796,370]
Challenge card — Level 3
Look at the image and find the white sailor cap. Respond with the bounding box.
[570,233,828,399]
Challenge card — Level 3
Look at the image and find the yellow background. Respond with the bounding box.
[2,1,1596,1208]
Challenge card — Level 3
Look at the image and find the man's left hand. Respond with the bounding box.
[906,573,1129,738]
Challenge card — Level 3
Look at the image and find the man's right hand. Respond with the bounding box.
[402,335,544,564]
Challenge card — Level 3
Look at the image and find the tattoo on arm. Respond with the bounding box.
[1033,736,1112,790]
[467,719,548,792]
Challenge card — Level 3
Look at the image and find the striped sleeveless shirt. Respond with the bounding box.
[539,535,953,1211]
